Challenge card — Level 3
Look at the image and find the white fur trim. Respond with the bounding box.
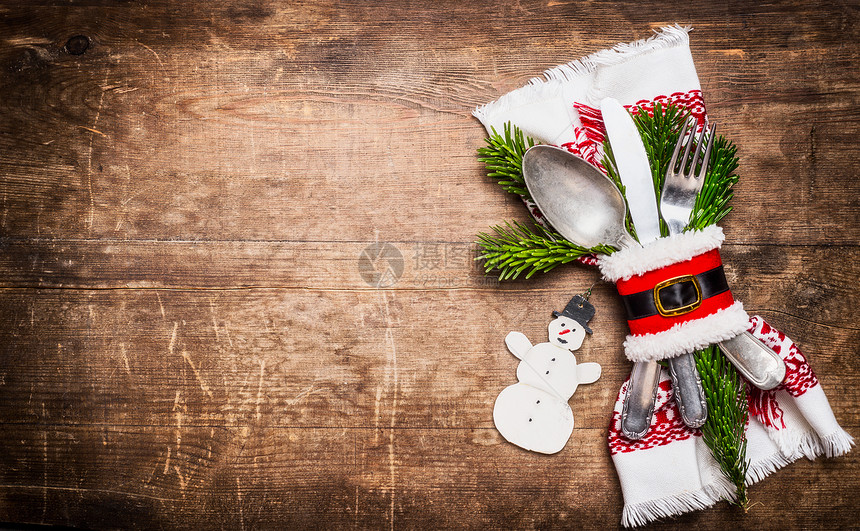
[623,301,749,362]
[598,225,725,282]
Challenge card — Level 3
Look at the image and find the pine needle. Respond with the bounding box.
[477,123,537,199]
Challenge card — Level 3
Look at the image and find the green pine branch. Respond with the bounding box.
[690,135,740,230]
[695,345,750,508]
[476,221,612,280]
[477,123,537,199]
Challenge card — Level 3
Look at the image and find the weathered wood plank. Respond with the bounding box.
[0,242,856,331]
[0,5,856,244]
[0,288,855,430]
[0,422,856,529]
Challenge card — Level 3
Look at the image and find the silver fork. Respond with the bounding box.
[661,118,715,235]
[659,117,714,428]
[664,119,787,393]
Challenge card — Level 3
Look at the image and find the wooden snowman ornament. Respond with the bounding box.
[493,295,602,454]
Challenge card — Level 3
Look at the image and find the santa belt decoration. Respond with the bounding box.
[598,225,751,363]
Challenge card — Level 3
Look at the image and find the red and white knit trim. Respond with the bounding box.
[609,377,695,455]
[562,89,707,168]
[745,316,854,458]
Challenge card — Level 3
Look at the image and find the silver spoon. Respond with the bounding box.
[522,145,661,440]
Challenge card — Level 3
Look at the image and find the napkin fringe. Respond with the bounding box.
[472,24,691,126]
[770,426,830,460]
[746,452,792,485]
[472,77,563,130]
[821,429,855,458]
[621,477,733,528]
[540,24,691,85]
[766,426,854,460]
[745,429,853,487]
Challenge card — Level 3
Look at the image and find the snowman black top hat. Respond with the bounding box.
[552,294,594,334]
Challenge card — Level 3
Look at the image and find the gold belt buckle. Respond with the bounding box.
[653,275,702,317]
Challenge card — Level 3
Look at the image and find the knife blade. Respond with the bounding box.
[600,98,661,244]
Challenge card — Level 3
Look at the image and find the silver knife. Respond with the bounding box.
[600,98,707,436]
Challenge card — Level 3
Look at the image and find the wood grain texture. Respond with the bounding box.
[0,1,857,529]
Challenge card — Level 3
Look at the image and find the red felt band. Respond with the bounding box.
[615,249,735,336]
[615,249,724,295]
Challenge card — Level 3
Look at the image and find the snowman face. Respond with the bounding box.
[548,316,586,350]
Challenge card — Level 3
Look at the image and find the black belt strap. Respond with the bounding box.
[621,266,729,321]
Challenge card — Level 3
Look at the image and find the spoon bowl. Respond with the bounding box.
[522,145,636,249]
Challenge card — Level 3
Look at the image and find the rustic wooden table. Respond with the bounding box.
[0,2,857,529]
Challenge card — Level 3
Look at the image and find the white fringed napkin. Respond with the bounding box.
[474,25,853,526]
[609,317,852,526]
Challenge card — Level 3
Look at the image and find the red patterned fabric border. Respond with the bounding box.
[565,90,707,168]
[609,315,822,449]
[608,378,697,455]
[746,316,820,430]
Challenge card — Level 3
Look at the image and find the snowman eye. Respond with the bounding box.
[529,418,533,422]
[551,358,556,362]
[560,323,565,326]
[545,370,549,374]
[536,400,540,404]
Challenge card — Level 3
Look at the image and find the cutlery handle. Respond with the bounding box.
[620,361,662,440]
[719,331,786,390]
[667,353,707,428]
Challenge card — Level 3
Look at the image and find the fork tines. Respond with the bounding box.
[669,117,717,180]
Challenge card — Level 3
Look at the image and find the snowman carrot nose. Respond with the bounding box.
[559,329,571,335]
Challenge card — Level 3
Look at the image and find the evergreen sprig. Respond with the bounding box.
[477,123,537,199]
[475,123,609,280]
[690,135,739,230]
[476,221,613,280]
[695,345,750,508]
